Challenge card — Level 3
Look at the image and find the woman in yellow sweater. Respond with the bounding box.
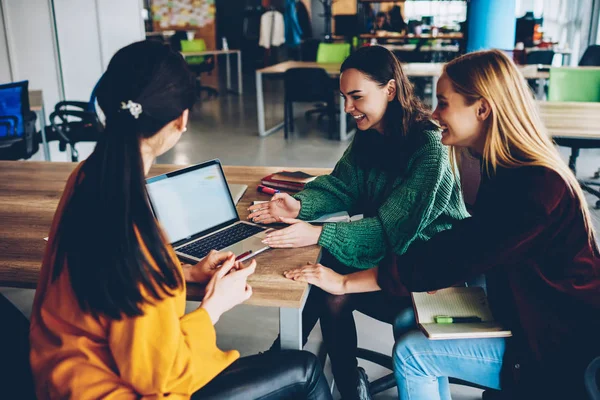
[29,40,331,400]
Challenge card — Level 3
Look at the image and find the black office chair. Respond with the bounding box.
[169,31,217,99]
[0,294,36,400]
[45,98,103,162]
[0,80,39,160]
[284,68,337,139]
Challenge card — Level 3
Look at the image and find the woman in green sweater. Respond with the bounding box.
[248,46,469,399]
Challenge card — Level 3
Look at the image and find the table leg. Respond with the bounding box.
[38,106,50,161]
[237,51,243,95]
[279,285,311,350]
[256,71,284,137]
[536,78,546,100]
[226,53,232,92]
[338,98,355,141]
[431,75,439,110]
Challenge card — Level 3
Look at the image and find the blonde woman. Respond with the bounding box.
[284,49,600,399]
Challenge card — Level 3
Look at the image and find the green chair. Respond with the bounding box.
[548,67,600,102]
[305,43,351,122]
[316,42,351,63]
[549,67,600,207]
[180,38,218,98]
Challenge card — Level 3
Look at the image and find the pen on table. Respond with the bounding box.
[235,250,253,261]
[257,185,279,195]
[434,315,482,324]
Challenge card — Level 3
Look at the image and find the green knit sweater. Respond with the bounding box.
[293,129,469,269]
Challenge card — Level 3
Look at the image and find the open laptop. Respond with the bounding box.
[146,159,270,263]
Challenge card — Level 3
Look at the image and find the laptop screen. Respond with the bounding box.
[146,161,238,244]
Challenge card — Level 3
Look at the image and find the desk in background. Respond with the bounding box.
[0,161,332,350]
[256,61,551,141]
[181,49,243,95]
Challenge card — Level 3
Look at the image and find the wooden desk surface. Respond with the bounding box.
[258,61,550,80]
[0,162,332,309]
[538,101,600,139]
[181,49,241,57]
[358,33,464,40]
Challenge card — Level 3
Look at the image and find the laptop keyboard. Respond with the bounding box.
[178,223,265,259]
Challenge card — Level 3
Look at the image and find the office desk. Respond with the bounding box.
[28,90,50,161]
[181,49,243,94]
[0,161,332,350]
[538,101,600,139]
[256,62,551,140]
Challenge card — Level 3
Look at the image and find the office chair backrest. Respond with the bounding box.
[316,42,351,63]
[579,45,600,66]
[180,39,207,65]
[548,67,600,102]
[526,50,554,65]
[284,68,335,103]
[0,80,29,138]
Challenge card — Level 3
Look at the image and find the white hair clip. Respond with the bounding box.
[120,100,143,119]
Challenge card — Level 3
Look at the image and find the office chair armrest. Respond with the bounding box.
[0,115,18,136]
[54,101,91,112]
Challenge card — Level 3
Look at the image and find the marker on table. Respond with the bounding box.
[257,185,279,195]
[434,315,482,324]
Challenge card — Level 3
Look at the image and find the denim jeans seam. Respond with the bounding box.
[407,350,504,365]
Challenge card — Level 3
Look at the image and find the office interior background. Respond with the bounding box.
[1,0,600,399]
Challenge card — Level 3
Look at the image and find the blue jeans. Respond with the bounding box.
[393,330,507,400]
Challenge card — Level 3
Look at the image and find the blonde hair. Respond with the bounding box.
[444,49,597,247]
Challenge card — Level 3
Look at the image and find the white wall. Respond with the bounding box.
[53,0,104,101]
[1,0,63,120]
[1,0,145,120]
[0,1,12,83]
[96,0,145,70]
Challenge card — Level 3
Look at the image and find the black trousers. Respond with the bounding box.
[193,350,332,400]
[296,251,413,399]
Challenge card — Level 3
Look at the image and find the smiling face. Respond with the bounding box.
[432,73,489,153]
[340,68,396,134]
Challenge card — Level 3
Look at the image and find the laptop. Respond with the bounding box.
[146,159,270,263]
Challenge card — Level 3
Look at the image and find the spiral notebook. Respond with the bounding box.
[412,287,512,340]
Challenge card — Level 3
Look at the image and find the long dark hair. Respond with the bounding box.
[340,45,431,138]
[53,40,196,319]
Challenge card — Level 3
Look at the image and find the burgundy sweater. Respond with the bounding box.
[378,166,600,399]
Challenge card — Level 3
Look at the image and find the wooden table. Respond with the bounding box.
[0,161,332,350]
[538,101,600,139]
[181,49,243,94]
[255,61,552,140]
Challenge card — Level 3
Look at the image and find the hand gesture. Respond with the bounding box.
[262,217,322,248]
[284,262,345,295]
[183,250,234,284]
[247,193,301,224]
[200,255,256,324]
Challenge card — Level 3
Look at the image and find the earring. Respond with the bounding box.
[183,127,188,132]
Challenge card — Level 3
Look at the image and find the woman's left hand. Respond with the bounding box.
[183,250,235,284]
[262,217,322,248]
[284,262,346,295]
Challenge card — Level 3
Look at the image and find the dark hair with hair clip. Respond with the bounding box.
[53,40,196,319]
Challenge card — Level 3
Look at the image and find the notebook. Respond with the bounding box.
[412,287,512,340]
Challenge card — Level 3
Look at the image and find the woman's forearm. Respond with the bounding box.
[342,267,381,294]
